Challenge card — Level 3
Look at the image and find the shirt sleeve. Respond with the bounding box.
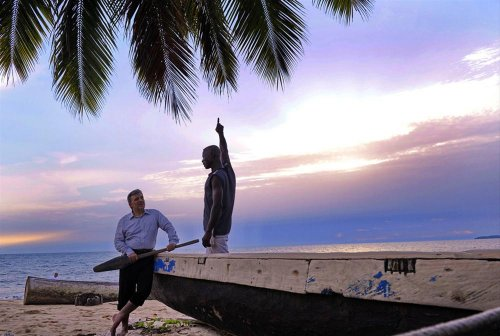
[157,211,180,244]
[114,217,134,255]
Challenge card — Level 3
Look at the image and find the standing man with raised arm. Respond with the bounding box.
[110,189,179,336]
[201,118,236,253]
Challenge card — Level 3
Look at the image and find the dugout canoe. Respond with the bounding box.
[23,276,119,305]
[150,250,500,336]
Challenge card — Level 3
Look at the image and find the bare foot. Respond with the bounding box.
[117,329,128,336]
[118,314,129,336]
[117,317,128,336]
[110,313,121,336]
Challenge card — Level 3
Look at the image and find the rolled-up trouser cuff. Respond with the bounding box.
[118,255,154,310]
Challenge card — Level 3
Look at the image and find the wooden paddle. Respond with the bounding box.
[93,239,199,272]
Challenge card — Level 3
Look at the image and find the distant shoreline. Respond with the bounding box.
[474,235,500,239]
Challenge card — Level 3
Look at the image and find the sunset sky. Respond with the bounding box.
[1,0,499,254]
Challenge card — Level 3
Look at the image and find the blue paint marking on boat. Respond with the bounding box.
[166,260,176,272]
[306,277,316,284]
[375,280,394,297]
[373,271,383,279]
[154,258,176,273]
[154,259,165,272]
[347,279,374,296]
[348,279,395,298]
[430,276,437,282]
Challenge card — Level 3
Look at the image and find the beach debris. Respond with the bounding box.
[130,317,193,334]
[74,293,103,306]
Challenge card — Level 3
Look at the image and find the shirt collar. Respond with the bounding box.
[128,209,150,220]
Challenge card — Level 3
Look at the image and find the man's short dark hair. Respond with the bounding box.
[204,145,220,158]
[127,189,142,204]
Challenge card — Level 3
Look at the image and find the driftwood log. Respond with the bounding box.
[24,276,118,305]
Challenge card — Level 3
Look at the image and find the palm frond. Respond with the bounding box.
[227,0,306,89]
[51,0,117,119]
[187,0,238,95]
[0,0,52,84]
[312,0,373,24]
[123,0,198,122]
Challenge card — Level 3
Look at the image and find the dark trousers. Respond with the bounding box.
[118,251,154,310]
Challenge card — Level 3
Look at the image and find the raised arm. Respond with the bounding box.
[216,118,231,166]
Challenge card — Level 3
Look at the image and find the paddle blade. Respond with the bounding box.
[93,255,130,272]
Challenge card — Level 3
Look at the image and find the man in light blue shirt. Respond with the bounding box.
[110,189,179,336]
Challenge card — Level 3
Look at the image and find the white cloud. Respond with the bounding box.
[59,155,78,165]
[463,45,500,70]
[239,74,499,160]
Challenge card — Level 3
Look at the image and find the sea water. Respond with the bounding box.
[0,239,498,300]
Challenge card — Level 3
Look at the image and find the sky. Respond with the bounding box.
[0,0,499,254]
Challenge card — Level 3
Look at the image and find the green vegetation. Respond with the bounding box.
[131,317,193,334]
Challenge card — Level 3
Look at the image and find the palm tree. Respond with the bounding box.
[0,0,372,122]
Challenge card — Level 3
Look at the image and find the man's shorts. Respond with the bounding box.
[206,234,229,254]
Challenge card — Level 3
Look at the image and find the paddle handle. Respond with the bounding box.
[138,239,200,259]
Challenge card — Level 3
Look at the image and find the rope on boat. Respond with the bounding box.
[395,306,500,336]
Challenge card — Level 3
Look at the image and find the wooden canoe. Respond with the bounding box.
[150,250,500,336]
[24,276,119,305]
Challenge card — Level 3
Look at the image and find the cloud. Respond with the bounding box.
[230,112,500,224]
[360,112,500,159]
[462,44,500,70]
[458,43,500,80]
[142,167,206,200]
[57,155,78,165]
[237,75,498,161]
[134,111,500,213]
[0,168,135,213]
[0,231,72,247]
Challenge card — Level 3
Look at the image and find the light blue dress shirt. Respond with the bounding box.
[114,209,179,256]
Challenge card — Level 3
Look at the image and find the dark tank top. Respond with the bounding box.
[203,164,236,235]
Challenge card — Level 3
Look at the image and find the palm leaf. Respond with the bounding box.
[0,0,52,83]
[122,0,198,122]
[226,0,307,89]
[186,0,238,95]
[312,0,373,23]
[1,0,373,121]
[51,0,117,118]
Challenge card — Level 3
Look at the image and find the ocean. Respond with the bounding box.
[1,239,498,300]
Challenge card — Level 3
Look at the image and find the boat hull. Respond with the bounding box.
[152,274,498,336]
[151,251,500,335]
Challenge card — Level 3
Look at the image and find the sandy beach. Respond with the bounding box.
[0,299,229,336]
